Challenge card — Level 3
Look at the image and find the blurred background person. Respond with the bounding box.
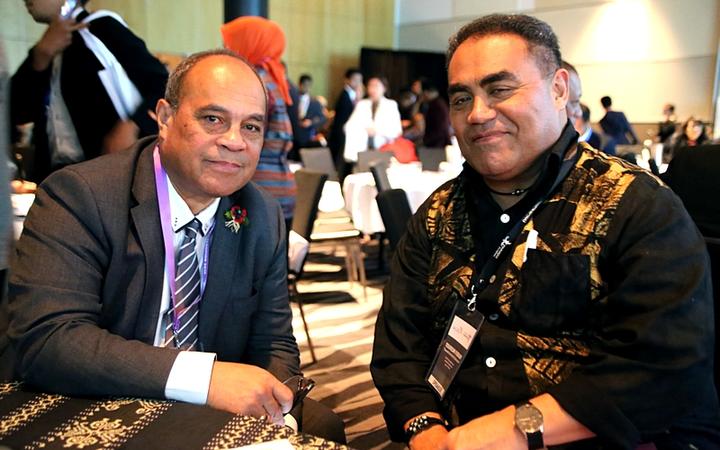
[0,43,12,301]
[343,76,402,164]
[293,74,327,149]
[421,83,451,148]
[563,61,583,127]
[329,68,363,169]
[599,95,638,155]
[11,0,168,182]
[577,103,602,149]
[657,103,677,144]
[398,89,425,147]
[221,16,296,231]
[666,117,711,159]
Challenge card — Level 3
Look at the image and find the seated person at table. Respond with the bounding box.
[370,14,719,450]
[343,76,402,163]
[0,49,344,443]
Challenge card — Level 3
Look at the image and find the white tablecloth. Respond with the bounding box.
[12,193,35,240]
[343,164,461,235]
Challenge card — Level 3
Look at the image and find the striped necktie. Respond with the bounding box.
[165,218,203,350]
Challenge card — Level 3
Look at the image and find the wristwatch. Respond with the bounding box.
[514,402,544,449]
[405,414,446,443]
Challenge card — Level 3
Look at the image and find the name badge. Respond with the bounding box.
[426,301,484,399]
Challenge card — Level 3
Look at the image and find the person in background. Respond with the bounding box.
[285,62,301,161]
[399,89,425,146]
[371,13,718,450]
[576,103,602,149]
[293,74,327,149]
[657,103,677,144]
[598,95,638,155]
[421,84,451,148]
[11,0,168,182]
[562,62,601,149]
[0,49,345,443]
[666,116,710,159]
[221,16,296,232]
[562,61,582,127]
[0,43,13,298]
[343,76,402,164]
[329,68,363,169]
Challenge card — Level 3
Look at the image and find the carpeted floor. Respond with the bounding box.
[290,243,405,450]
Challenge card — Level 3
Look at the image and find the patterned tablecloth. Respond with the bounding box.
[0,383,349,450]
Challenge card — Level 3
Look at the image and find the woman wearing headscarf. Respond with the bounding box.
[221,16,296,230]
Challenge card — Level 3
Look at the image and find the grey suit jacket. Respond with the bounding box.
[1,137,300,397]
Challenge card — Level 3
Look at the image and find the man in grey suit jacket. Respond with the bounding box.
[0,49,344,442]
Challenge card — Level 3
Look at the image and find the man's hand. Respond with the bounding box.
[207,361,294,426]
[446,406,525,450]
[102,120,140,153]
[409,425,449,450]
[32,17,86,71]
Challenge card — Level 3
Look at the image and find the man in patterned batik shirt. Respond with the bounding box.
[371,14,719,450]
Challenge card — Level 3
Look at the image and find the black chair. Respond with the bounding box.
[662,144,720,400]
[289,170,328,365]
[355,151,393,173]
[376,189,413,251]
[417,146,446,171]
[369,159,392,193]
[300,147,338,181]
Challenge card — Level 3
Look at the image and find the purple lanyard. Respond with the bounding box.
[153,146,213,333]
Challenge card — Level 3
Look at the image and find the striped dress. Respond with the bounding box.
[252,68,296,220]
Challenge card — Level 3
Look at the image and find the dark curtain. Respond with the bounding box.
[360,47,448,101]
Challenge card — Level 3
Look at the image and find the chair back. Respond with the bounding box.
[376,189,413,250]
[292,170,328,241]
[300,148,338,181]
[417,146,446,171]
[356,151,393,173]
[370,160,392,193]
[662,144,720,237]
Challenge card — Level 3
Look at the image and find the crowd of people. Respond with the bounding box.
[0,1,718,450]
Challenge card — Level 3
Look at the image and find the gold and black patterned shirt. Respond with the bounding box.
[371,124,720,448]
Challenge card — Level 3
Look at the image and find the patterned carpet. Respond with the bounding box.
[290,244,404,450]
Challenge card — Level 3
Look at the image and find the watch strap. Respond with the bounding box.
[526,429,544,450]
[405,415,446,442]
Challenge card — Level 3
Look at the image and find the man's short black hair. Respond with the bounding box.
[299,74,312,85]
[345,68,361,79]
[581,103,591,122]
[447,14,562,77]
[601,96,612,108]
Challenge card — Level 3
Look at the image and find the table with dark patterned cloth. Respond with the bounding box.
[0,383,349,450]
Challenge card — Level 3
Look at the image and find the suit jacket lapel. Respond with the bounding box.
[129,141,165,343]
[199,193,245,349]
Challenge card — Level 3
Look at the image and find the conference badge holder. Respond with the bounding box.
[426,291,485,399]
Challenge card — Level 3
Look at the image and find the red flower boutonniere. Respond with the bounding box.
[224,206,249,233]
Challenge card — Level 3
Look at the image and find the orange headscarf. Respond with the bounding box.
[221,16,292,105]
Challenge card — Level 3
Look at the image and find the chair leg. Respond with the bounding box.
[290,280,317,366]
[351,241,368,302]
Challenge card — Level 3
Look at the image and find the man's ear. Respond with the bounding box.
[156,99,173,140]
[552,68,570,110]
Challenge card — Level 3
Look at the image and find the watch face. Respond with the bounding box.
[516,404,543,433]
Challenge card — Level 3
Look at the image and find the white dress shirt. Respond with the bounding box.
[155,174,219,404]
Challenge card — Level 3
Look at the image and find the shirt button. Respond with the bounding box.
[500,213,510,223]
[485,357,496,368]
[489,275,496,284]
[488,313,499,321]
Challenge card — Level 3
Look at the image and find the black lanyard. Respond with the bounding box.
[462,148,578,312]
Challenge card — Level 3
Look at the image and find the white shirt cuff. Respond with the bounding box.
[284,413,298,432]
[164,351,217,404]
